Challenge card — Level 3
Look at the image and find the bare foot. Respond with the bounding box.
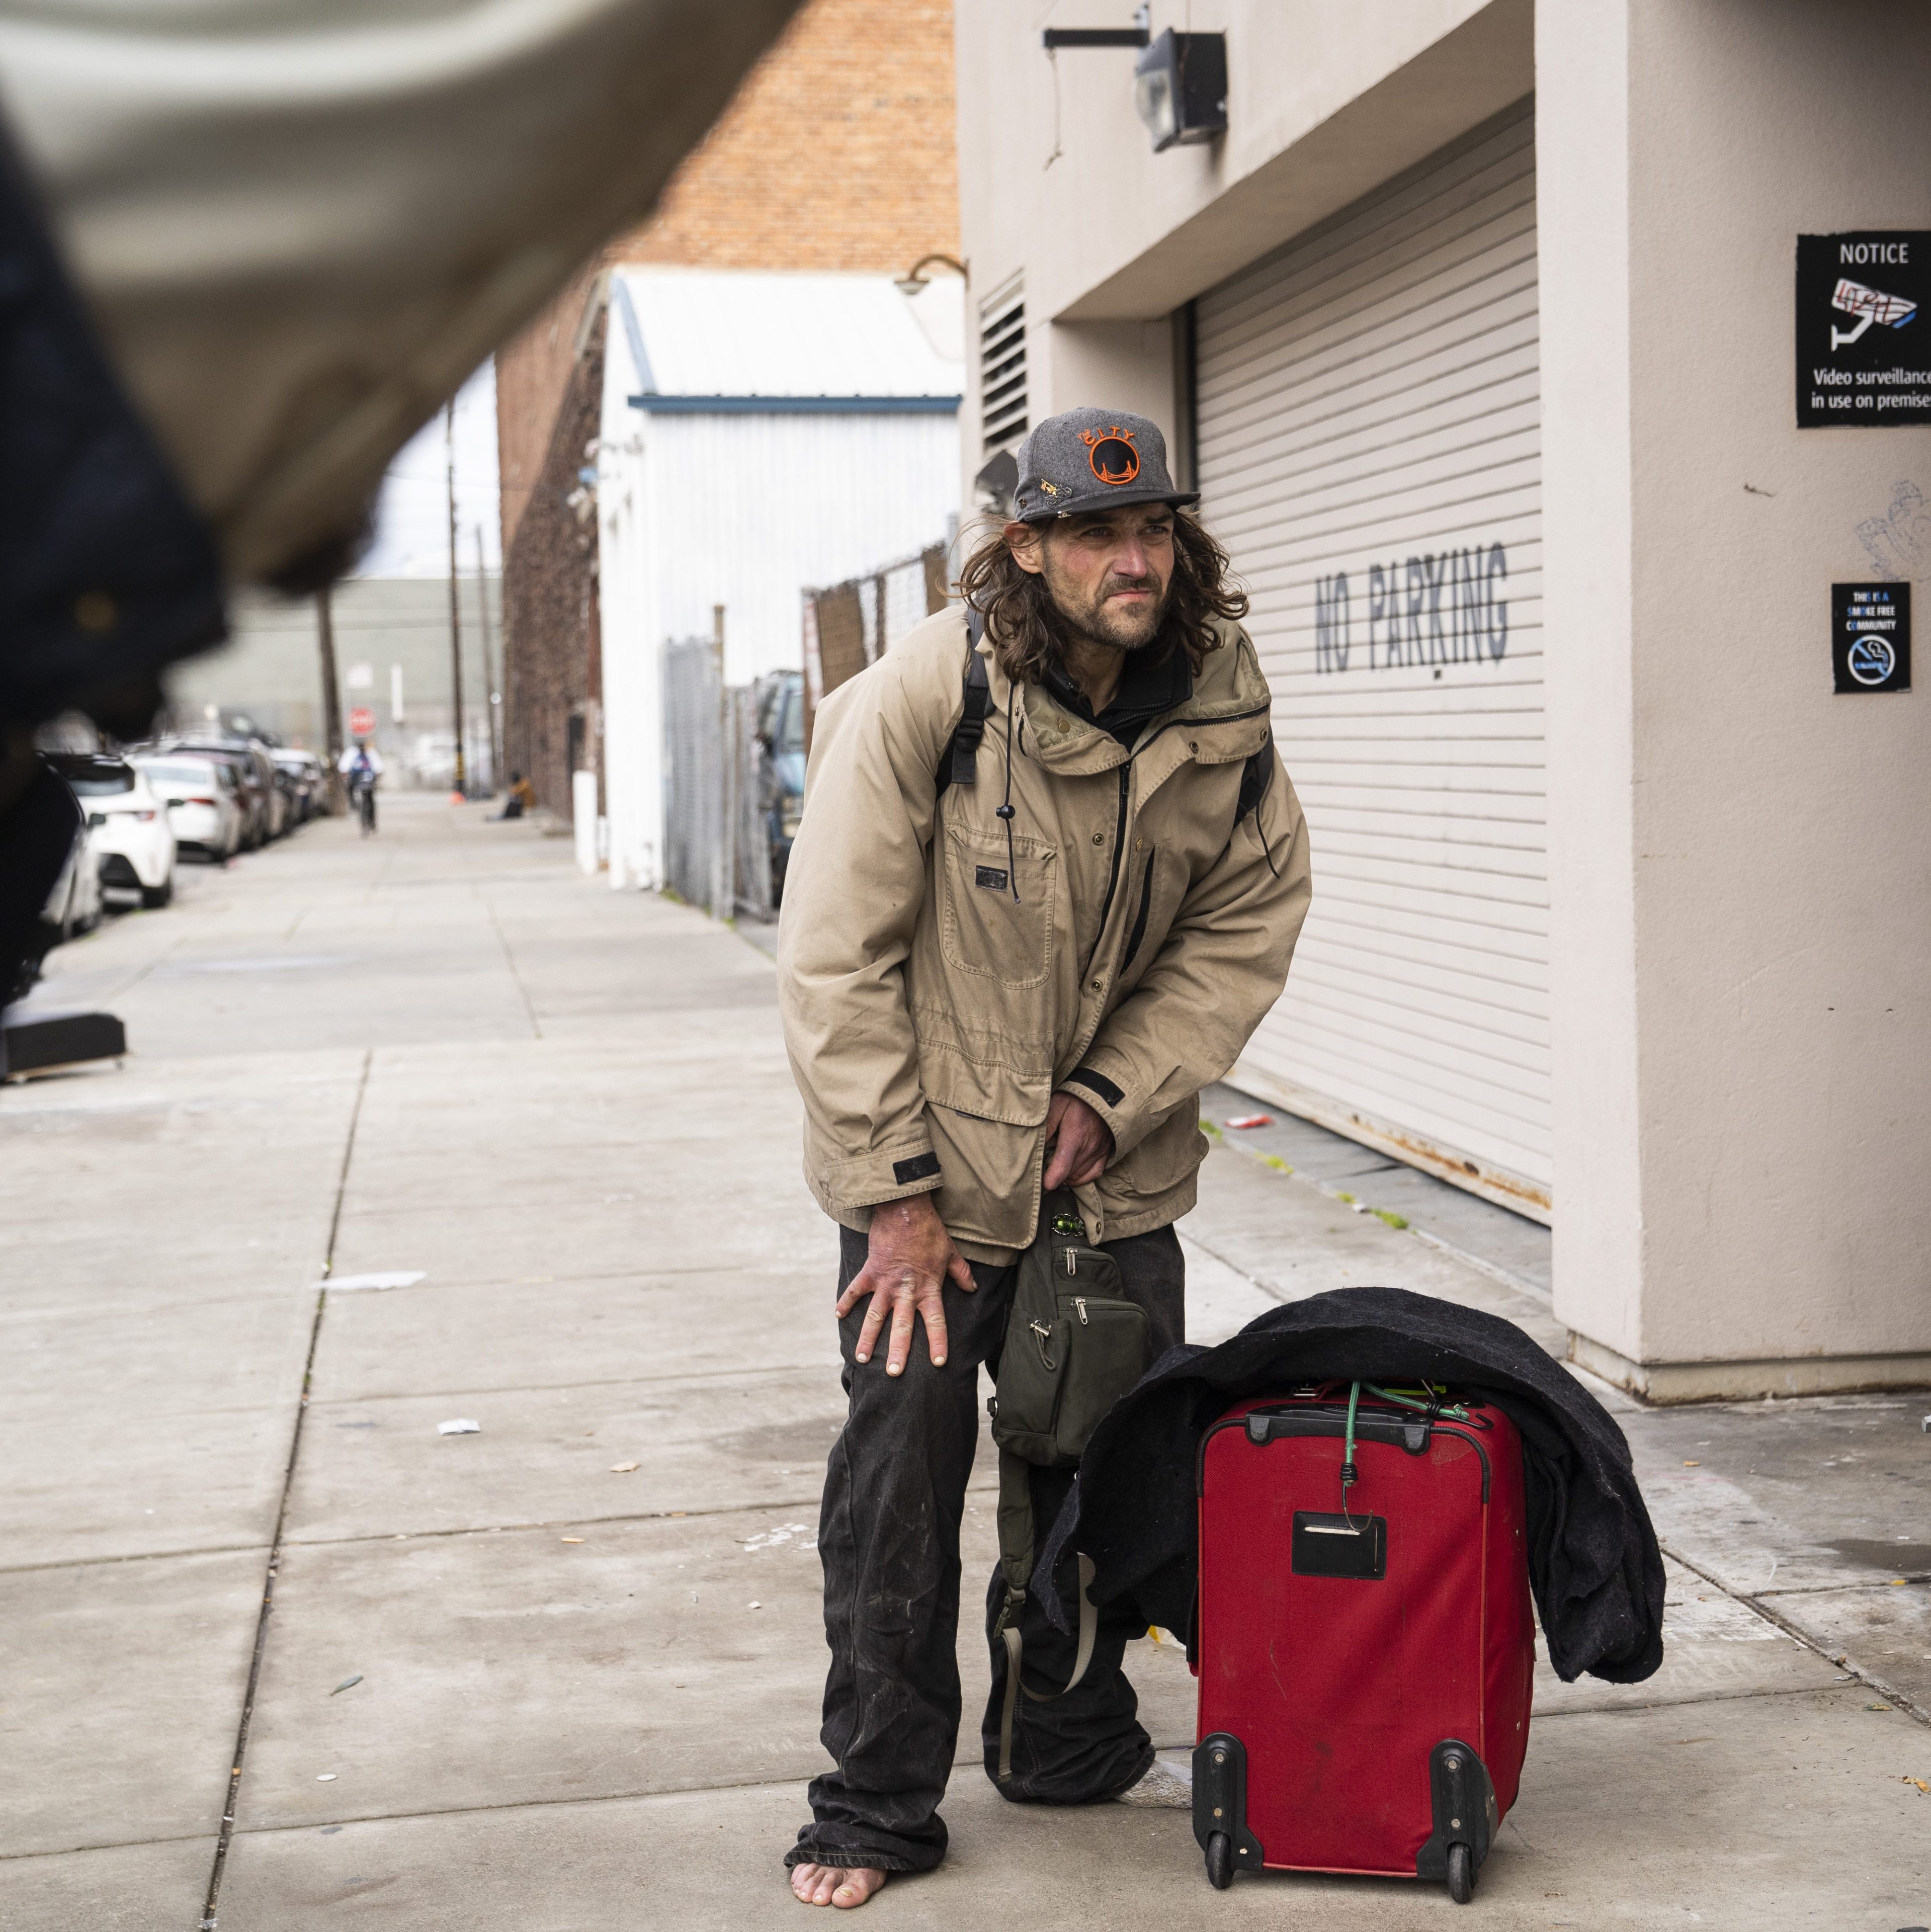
[790,1863,888,1908]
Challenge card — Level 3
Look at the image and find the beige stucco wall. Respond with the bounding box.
[955,0,1533,494]
[958,0,1931,1388]
[1544,0,1931,1382]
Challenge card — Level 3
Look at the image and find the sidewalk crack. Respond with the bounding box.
[199,1047,373,1930]
[1658,1538,1930,1730]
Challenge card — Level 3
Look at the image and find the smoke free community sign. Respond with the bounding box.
[1797,232,1931,427]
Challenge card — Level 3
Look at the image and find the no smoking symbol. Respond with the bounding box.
[1846,634,1896,686]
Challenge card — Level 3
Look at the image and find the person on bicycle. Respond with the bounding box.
[339,740,383,833]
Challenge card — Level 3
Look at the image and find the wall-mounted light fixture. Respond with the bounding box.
[1134,30,1227,152]
[895,253,968,297]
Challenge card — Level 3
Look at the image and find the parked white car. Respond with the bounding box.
[134,752,243,861]
[41,821,103,940]
[60,757,178,908]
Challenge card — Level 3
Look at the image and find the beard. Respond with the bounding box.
[1040,551,1172,653]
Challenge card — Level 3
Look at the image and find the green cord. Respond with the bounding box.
[1339,1380,1362,1527]
[1362,1381,1472,1422]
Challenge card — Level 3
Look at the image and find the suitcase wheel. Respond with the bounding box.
[1446,1841,1474,1904]
[1204,1831,1234,1890]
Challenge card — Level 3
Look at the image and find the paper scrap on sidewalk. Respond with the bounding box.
[437,1418,481,1436]
[319,1272,427,1293]
[609,1461,640,1473]
[316,1774,337,1782]
[329,1675,363,1696]
[1224,1114,1274,1130]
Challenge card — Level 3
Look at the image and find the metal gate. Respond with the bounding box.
[663,639,777,920]
[1194,103,1548,1218]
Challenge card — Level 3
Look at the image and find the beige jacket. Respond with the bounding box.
[777,607,1312,1259]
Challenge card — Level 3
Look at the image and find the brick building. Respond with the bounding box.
[496,0,959,820]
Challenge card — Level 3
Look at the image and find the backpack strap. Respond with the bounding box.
[938,608,991,796]
[1234,741,1272,825]
[1231,739,1283,878]
[992,1451,1099,1783]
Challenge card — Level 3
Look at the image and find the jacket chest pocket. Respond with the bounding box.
[939,821,1056,990]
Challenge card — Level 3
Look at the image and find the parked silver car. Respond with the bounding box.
[134,752,244,861]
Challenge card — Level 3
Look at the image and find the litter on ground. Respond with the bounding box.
[1225,1114,1274,1129]
[318,1272,427,1293]
[437,1418,481,1436]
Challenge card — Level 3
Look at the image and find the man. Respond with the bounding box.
[777,407,1312,1909]
[491,772,536,821]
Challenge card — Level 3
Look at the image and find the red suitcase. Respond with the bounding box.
[1190,1386,1535,1903]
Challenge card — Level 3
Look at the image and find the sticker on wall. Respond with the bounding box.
[1798,234,1931,427]
[1831,581,1910,693]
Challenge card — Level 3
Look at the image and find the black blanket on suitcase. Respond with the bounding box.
[1034,1286,1666,1685]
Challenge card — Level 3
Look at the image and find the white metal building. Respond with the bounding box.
[597,269,963,891]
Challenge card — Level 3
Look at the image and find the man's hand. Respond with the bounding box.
[1043,1090,1114,1190]
[836,1194,975,1375]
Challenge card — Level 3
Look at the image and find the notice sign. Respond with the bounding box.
[1831,582,1910,693]
[1798,233,1931,426]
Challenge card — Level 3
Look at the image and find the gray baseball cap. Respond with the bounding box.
[1011,406,1199,523]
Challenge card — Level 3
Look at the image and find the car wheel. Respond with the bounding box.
[140,877,173,910]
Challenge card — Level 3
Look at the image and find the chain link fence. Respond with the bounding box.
[803,542,953,735]
[664,537,952,921]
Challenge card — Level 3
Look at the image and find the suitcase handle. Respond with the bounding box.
[1242,1411,1430,1454]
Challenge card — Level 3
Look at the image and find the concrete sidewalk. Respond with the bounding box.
[3,795,1925,1930]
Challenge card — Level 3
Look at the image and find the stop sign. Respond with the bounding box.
[348,706,375,738]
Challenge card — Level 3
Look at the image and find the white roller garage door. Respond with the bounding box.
[1195,104,1549,1219]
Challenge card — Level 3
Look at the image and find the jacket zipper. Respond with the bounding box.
[1074,1297,1088,1325]
[1132,698,1271,759]
[1120,850,1156,971]
[1079,703,1267,977]
[1082,764,1132,978]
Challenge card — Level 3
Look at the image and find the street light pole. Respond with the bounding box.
[475,525,501,794]
[317,584,346,815]
[445,400,468,799]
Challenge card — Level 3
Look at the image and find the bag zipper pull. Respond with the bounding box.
[1075,1297,1088,1325]
[1063,1248,1077,1277]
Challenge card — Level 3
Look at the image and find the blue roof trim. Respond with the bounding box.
[611,280,655,394]
[626,393,961,415]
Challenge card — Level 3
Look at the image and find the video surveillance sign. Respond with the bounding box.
[1798,233,1931,426]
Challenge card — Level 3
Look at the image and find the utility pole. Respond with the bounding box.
[445,400,468,799]
[475,525,502,794]
[713,602,731,918]
[317,584,346,814]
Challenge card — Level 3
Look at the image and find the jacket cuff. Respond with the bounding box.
[822,1142,945,1211]
[1061,1063,1146,1157]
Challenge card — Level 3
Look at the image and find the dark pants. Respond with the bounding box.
[786,1220,1185,1875]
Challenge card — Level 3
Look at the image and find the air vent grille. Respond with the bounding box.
[978,282,1027,455]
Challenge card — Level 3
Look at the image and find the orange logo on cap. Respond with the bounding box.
[1080,426,1140,486]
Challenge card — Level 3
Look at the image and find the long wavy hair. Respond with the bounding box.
[955,507,1248,686]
